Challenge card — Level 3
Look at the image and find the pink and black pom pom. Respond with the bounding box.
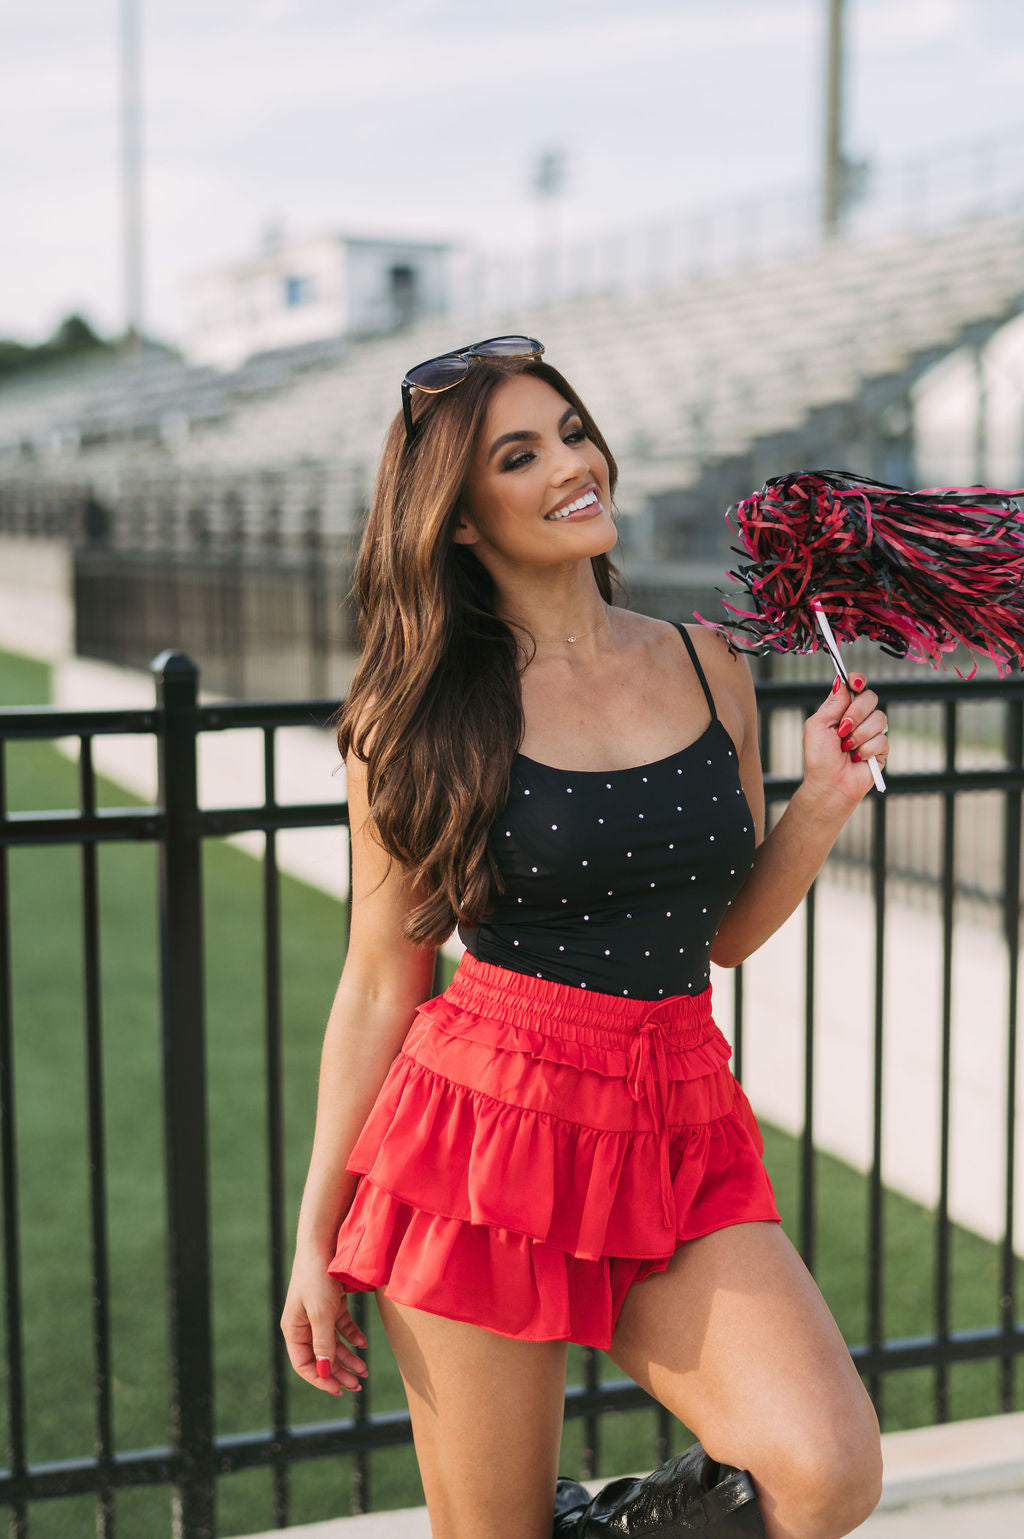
[697,469,1024,675]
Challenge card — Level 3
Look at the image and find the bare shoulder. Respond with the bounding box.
[682,621,755,702]
[635,612,757,753]
[684,623,760,776]
[608,607,683,658]
[616,609,753,698]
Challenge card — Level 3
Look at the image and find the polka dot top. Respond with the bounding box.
[458,624,756,999]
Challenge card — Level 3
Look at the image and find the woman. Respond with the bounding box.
[281,338,887,1539]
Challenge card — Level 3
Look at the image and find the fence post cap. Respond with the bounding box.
[151,650,198,679]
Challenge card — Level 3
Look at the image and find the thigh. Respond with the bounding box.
[609,1224,880,1517]
[377,1292,569,1539]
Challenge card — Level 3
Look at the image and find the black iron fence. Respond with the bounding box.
[73,544,359,702]
[0,477,363,702]
[0,655,1022,1538]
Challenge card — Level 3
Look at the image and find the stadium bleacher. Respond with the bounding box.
[2,210,1023,538]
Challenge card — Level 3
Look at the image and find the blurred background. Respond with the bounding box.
[5,0,1024,696]
[3,5,1024,1537]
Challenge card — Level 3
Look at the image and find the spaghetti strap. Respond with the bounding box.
[672,622,718,723]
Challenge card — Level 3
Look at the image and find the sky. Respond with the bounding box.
[5,0,1024,347]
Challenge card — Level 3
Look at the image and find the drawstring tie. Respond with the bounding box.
[626,1002,678,1229]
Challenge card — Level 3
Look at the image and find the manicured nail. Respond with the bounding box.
[316,1358,332,1380]
[832,676,842,694]
[840,737,854,752]
[838,718,853,737]
[850,674,866,691]
[851,751,862,762]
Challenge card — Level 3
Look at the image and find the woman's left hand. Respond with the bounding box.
[803,671,889,805]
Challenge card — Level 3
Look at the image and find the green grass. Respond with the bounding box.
[0,646,1018,1537]
[0,649,52,708]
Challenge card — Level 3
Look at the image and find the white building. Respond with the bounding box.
[912,311,1024,488]
[185,230,455,370]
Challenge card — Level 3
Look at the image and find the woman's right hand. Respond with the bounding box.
[281,1255,369,1396]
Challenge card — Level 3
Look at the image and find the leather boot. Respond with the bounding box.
[553,1442,765,1536]
[554,1477,591,1523]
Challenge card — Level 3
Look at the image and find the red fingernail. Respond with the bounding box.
[316,1358,332,1380]
[840,737,853,752]
[832,676,842,695]
[850,674,866,691]
[851,751,862,762]
[838,718,853,737]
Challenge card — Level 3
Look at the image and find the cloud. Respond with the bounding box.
[135,1,815,121]
[854,0,969,51]
[4,0,1024,342]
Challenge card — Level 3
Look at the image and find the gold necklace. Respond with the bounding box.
[532,607,611,646]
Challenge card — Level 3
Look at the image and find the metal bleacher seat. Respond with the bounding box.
[5,212,1024,534]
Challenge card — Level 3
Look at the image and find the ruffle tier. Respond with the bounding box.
[328,965,779,1349]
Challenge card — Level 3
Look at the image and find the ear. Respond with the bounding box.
[451,507,480,546]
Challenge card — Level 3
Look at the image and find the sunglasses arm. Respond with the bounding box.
[401,382,416,444]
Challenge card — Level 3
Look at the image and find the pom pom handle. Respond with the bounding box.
[811,601,886,793]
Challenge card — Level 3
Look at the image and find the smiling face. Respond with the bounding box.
[452,373,616,577]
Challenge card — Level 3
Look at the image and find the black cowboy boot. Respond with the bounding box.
[554,1477,591,1524]
[553,1442,765,1536]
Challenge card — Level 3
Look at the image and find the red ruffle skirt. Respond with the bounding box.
[328,952,780,1349]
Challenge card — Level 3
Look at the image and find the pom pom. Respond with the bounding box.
[697,469,1024,675]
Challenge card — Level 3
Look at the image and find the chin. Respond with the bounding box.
[593,517,619,556]
[556,524,617,562]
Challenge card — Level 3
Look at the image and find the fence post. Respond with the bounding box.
[153,650,216,1539]
[1000,695,1022,1410]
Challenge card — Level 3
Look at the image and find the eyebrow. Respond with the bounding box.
[487,404,578,461]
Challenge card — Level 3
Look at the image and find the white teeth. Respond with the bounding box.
[546,489,598,520]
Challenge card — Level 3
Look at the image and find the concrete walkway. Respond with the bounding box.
[864,1490,1024,1538]
[237,1412,1024,1538]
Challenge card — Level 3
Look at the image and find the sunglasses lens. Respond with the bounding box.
[402,337,545,441]
[405,355,470,391]
[470,336,543,357]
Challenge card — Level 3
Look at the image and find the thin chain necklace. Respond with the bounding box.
[532,606,611,646]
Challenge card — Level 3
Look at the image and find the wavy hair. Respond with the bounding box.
[336,356,626,946]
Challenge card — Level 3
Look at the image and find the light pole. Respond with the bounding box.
[823,0,845,236]
[121,0,143,350]
[531,148,566,303]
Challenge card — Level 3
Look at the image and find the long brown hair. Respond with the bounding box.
[337,356,626,946]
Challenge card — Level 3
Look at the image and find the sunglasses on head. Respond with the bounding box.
[401,335,545,444]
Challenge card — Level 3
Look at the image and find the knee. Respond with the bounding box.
[761,1416,883,1539]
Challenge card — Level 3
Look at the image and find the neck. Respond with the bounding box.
[503,600,615,661]
[490,561,616,662]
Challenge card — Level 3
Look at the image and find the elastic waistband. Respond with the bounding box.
[444,951,714,1040]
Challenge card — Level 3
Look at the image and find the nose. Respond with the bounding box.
[551,438,591,482]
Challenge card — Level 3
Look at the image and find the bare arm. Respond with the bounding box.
[698,636,888,968]
[281,740,441,1396]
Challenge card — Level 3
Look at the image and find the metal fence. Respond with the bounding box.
[0,478,364,701]
[0,654,1022,1538]
[73,543,359,703]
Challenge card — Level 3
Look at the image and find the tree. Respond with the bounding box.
[0,313,111,380]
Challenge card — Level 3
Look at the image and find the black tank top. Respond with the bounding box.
[458,624,755,998]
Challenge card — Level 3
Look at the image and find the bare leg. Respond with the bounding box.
[377,1292,570,1539]
[610,1223,882,1539]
